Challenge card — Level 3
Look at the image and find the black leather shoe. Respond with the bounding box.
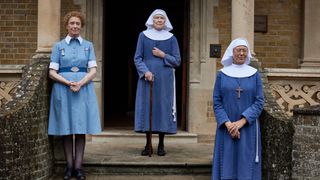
[75,168,86,180]
[141,146,153,156]
[157,145,166,156]
[63,167,73,180]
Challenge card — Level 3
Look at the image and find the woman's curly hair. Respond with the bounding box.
[63,11,85,27]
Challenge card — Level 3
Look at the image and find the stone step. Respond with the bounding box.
[54,161,211,176]
[53,142,213,176]
[91,130,198,144]
[50,174,212,180]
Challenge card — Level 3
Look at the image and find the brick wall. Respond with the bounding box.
[255,0,303,68]
[214,0,303,69]
[0,0,37,65]
[0,0,83,65]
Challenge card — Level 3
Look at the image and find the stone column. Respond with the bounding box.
[36,0,61,53]
[300,0,320,68]
[84,0,104,129]
[188,0,218,140]
[232,0,255,55]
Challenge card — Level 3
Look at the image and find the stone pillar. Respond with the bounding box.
[300,0,320,68]
[188,0,218,141]
[84,0,104,129]
[231,0,255,54]
[36,0,61,53]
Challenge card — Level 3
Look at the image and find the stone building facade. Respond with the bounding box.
[1,0,320,179]
[1,0,319,138]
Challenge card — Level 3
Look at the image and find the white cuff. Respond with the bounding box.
[49,62,59,70]
[88,61,97,68]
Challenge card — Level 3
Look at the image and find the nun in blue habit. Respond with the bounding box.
[133,9,181,156]
[212,38,264,180]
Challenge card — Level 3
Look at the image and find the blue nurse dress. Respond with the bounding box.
[48,37,101,135]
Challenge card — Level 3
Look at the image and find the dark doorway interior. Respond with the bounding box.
[104,0,188,129]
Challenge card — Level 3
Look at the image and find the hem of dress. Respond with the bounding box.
[48,131,102,136]
[134,130,176,135]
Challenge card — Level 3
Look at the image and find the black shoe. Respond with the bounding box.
[157,145,166,156]
[63,167,73,180]
[75,168,86,180]
[141,146,153,156]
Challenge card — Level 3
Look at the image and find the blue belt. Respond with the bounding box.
[59,67,87,73]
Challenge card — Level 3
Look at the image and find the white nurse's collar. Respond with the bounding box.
[65,35,83,44]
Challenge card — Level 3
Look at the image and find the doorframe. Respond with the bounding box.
[102,0,190,131]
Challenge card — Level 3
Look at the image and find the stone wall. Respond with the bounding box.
[0,0,38,65]
[0,55,53,179]
[292,105,320,179]
[260,70,294,179]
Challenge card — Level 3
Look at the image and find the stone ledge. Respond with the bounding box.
[0,64,25,81]
[91,130,198,144]
[293,105,320,115]
[265,68,320,78]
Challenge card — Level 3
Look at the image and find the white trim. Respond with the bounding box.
[49,62,59,70]
[88,61,97,68]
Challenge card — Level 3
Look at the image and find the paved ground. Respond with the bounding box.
[50,141,214,180]
[50,174,211,180]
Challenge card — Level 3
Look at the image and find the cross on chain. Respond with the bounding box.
[236,86,243,99]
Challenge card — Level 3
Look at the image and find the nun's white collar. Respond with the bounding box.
[221,63,257,78]
[143,29,173,41]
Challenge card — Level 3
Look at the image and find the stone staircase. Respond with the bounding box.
[52,130,213,178]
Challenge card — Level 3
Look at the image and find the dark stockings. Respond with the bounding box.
[142,133,166,156]
[145,133,151,146]
[157,133,166,156]
[75,134,86,169]
[158,133,165,148]
[62,134,86,169]
[144,133,165,147]
[63,135,74,169]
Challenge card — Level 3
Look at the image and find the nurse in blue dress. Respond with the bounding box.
[48,11,101,180]
[212,38,264,180]
[134,9,181,156]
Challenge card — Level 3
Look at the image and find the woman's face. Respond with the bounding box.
[232,45,248,65]
[153,14,166,30]
[66,16,82,37]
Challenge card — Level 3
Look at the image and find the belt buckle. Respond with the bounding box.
[71,67,79,72]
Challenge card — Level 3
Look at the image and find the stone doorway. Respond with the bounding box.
[103,0,189,130]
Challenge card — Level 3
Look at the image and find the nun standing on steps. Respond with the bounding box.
[133,9,181,156]
[211,38,264,180]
